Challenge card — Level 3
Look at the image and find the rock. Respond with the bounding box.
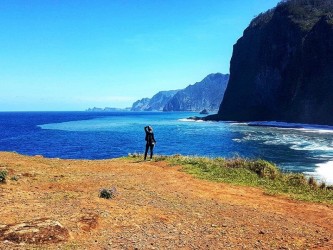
[200,109,209,114]
[78,213,99,231]
[187,116,203,121]
[215,0,333,125]
[99,187,117,199]
[0,218,69,244]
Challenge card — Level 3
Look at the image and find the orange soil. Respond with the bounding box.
[0,152,332,249]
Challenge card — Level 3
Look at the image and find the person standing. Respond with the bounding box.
[144,126,156,161]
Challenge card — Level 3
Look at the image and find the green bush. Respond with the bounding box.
[0,170,8,183]
[284,173,307,187]
[248,160,279,179]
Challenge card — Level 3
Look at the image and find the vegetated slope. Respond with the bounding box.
[215,0,333,125]
[163,73,229,111]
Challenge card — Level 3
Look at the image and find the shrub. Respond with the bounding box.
[285,173,307,186]
[319,182,326,189]
[224,157,246,169]
[248,160,279,179]
[308,176,318,188]
[154,155,168,162]
[0,170,8,183]
[99,187,117,199]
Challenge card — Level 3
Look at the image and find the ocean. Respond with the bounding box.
[0,111,332,184]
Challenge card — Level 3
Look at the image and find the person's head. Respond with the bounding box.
[148,126,153,132]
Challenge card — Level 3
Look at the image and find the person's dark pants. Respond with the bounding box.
[144,143,154,160]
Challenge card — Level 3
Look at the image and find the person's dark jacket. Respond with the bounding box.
[144,126,156,145]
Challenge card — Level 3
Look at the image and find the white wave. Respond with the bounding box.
[178,118,207,123]
[178,118,195,122]
[230,122,248,125]
[247,121,333,133]
[305,161,333,185]
[290,144,333,152]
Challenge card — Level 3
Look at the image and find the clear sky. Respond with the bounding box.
[0,0,281,111]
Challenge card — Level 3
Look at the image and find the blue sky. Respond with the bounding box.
[0,0,280,111]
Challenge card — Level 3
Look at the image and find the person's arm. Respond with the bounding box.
[152,134,156,143]
[144,126,149,133]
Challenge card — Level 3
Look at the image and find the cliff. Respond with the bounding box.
[130,98,151,111]
[163,73,229,111]
[215,0,333,125]
[145,90,179,111]
[130,91,178,111]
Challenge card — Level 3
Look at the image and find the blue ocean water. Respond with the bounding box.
[0,111,332,183]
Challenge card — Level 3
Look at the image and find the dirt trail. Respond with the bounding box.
[0,152,332,249]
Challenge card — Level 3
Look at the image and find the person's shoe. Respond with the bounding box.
[149,159,152,161]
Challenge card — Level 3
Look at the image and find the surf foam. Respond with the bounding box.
[305,161,333,185]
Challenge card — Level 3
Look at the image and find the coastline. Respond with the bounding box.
[184,117,333,185]
[190,114,333,132]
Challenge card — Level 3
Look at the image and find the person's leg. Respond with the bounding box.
[144,144,149,160]
[150,144,154,159]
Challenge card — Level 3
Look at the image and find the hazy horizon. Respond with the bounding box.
[1,0,280,111]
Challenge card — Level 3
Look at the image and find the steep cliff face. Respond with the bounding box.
[163,73,229,111]
[145,90,179,111]
[131,98,150,111]
[217,0,333,125]
[130,90,178,111]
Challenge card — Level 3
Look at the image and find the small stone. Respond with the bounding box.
[211,224,217,228]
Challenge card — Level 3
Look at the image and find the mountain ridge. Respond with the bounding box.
[163,73,229,112]
[131,73,229,112]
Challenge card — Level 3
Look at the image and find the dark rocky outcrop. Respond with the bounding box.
[131,91,178,111]
[200,109,209,114]
[163,73,229,111]
[214,0,333,125]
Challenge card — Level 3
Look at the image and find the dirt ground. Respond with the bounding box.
[0,152,333,250]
